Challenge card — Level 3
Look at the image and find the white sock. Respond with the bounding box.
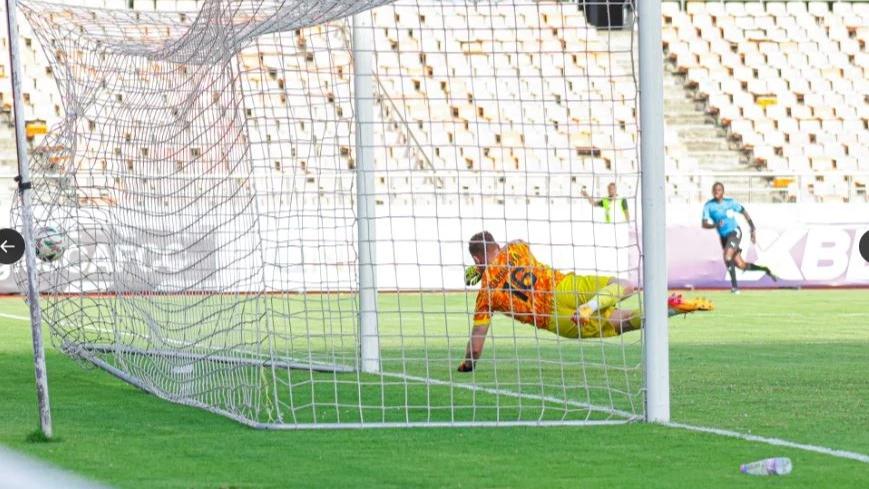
[583,298,599,312]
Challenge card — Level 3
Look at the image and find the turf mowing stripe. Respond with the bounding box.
[665,422,869,463]
[0,310,642,423]
[4,309,867,462]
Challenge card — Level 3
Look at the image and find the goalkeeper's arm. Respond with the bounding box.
[458,324,490,372]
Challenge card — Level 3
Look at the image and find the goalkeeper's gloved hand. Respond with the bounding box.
[464,265,482,286]
[457,359,476,372]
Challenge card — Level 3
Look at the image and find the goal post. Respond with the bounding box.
[4,0,52,438]
[11,0,668,429]
[638,0,670,423]
[352,9,382,375]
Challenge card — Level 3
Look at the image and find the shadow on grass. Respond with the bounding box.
[25,428,59,444]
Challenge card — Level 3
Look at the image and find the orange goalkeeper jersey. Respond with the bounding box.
[473,241,566,329]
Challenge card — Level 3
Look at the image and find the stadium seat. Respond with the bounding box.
[0,1,857,206]
[837,157,858,172]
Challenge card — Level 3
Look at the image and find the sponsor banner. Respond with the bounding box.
[664,203,869,288]
[666,225,869,288]
[0,202,636,294]
[0,202,865,294]
[0,223,219,295]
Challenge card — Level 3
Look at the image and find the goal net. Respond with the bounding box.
[13,0,645,428]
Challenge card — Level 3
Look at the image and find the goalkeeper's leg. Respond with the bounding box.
[606,294,715,334]
[573,277,635,326]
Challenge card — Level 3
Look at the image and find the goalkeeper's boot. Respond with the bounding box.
[667,294,714,316]
[571,305,594,326]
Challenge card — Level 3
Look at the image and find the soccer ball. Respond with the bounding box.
[34,226,66,263]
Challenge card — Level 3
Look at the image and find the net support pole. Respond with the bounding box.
[638,0,670,423]
[4,0,52,437]
[352,11,380,374]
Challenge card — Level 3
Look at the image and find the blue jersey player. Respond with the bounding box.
[702,182,776,293]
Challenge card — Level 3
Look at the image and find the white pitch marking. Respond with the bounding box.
[0,312,29,321]
[664,421,869,463]
[706,313,869,318]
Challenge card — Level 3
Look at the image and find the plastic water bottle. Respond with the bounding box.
[740,457,793,476]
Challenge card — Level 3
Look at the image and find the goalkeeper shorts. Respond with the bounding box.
[546,273,619,339]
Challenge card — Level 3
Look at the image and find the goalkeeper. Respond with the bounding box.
[458,231,714,372]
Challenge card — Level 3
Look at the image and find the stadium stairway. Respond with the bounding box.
[607,29,763,204]
[665,68,746,173]
[663,62,769,203]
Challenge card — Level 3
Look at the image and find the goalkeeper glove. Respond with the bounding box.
[464,265,482,286]
[457,359,475,372]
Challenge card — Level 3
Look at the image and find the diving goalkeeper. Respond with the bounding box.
[457,231,714,372]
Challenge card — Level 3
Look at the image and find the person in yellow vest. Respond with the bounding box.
[581,182,630,223]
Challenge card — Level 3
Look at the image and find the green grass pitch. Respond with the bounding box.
[0,289,867,488]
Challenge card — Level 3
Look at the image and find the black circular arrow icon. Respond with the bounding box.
[0,228,25,265]
[859,230,869,264]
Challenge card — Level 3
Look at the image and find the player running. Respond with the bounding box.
[458,232,714,372]
[701,182,776,294]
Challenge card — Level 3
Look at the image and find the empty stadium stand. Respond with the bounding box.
[663,1,869,203]
[0,1,864,206]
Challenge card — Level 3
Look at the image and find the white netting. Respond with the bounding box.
[13,0,644,427]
